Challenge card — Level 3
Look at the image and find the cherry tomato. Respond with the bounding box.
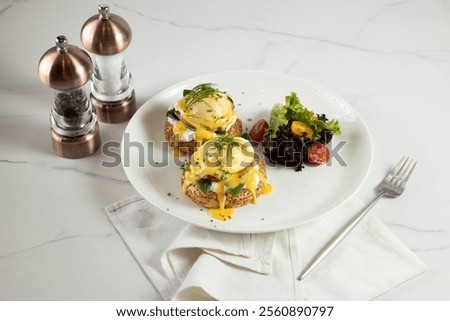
[307,142,330,166]
[249,119,269,142]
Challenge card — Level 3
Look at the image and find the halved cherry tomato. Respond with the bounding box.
[249,119,269,142]
[307,142,330,166]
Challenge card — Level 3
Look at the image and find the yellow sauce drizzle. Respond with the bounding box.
[181,136,273,221]
[208,181,234,220]
[182,169,273,221]
[254,169,273,195]
[194,128,216,141]
[173,121,187,138]
[209,208,234,221]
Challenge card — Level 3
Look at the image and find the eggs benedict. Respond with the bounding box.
[181,135,272,221]
[165,83,243,155]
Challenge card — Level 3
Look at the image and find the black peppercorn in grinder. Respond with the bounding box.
[38,35,101,159]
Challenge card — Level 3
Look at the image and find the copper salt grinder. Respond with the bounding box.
[38,35,101,159]
[80,4,137,123]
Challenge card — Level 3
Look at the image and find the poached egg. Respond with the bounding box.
[182,136,272,220]
[168,84,238,143]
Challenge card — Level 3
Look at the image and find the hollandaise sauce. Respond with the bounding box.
[181,135,273,221]
[206,168,273,221]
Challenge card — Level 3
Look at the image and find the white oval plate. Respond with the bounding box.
[122,71,373,233]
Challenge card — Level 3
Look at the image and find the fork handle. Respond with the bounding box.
[297,192,387,281]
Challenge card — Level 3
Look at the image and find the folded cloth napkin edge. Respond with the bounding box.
[105,194,429,301]
[105,195,177,300]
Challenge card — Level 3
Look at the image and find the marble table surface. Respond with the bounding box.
[1,0,449,300]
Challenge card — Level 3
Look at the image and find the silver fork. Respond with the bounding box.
[297,156,417,281]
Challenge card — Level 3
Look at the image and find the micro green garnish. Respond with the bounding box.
[183,83,223,111]
[213,135,241,151]
[219,169,231,181]
[212,135,241,164]
[181,161,191,172]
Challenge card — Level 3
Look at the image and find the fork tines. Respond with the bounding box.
[390,156,417,186]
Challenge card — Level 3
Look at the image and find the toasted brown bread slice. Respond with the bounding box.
[181,155,266,209]
[164,118,243,155]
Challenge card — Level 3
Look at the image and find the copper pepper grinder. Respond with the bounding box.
[38,35,101,159]
[80,4,137,123]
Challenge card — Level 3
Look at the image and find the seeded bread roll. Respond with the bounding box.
[181,155,266,209]
[164,118,243,155]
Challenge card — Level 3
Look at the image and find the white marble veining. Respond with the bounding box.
[0,0,449,300]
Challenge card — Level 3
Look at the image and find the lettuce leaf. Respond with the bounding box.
[267,103,288,138]
[266,92,341,140]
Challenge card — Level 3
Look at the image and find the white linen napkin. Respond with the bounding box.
[106,195,427,300]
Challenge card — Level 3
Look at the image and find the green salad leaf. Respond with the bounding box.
[266,92,341,140]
